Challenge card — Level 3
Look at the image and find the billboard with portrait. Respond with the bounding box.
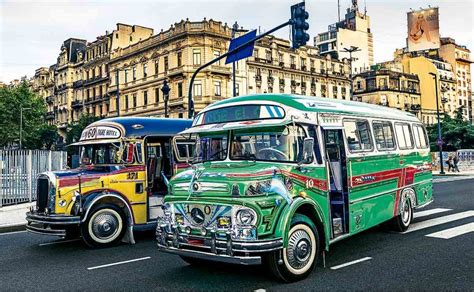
[407,8,440,52]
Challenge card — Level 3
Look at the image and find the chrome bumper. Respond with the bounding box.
[156,224,283,265]
[26,211,80,237]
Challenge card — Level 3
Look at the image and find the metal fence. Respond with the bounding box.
[0,150,67,207]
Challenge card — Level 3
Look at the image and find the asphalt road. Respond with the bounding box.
[1,177,473,291]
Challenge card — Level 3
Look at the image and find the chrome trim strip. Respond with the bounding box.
[350,180,432,204]
[26,212,81,225]
[157,245,262,265]
[26,225,66,237]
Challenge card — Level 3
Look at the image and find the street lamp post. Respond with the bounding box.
[20,106,31,150]
[341,46,361,100]
[161,80,170,118]
[429,72,445,175]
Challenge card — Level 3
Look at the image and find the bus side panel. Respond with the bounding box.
[348,154,401,233]
[412,150,433,206]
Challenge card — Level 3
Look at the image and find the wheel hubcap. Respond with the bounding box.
[287,229,312,270]
[401,199,411,224]
[92,212,119,239]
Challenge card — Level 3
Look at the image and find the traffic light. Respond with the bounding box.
[290,2,310,49]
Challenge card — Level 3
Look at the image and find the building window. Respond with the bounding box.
[253,49,259,58]
[143,63,147,78]
[214,81,221,96]
[290,56,296,65]
[154,60,159,74]
[132,66,137,81]
[236,83,240,96]
[278,54,284,65]
[178,82,183,97]
[266,51,272,61]
[164,56,168,72]
[125,95,129,110]
[155,88,159,103]
[133,94,137,108]
[213,50,220,65]
[124,69,128,83]
[177,52,182,67]
[193,49,201,65]
[143,91,148,106]
[193,82,202,96]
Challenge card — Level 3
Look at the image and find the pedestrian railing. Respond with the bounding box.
[0,150,67,207]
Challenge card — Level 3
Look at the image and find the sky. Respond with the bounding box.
[0,0,473,83]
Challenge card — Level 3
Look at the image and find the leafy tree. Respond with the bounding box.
[427,107,474,151]
[0,81,55,149]
[65,114,100,145]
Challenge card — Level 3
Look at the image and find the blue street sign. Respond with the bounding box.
[225,29,257,64]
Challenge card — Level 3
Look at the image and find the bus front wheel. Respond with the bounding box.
[81,204,126,248]
[390,195,413,232]
[266,214,319,282]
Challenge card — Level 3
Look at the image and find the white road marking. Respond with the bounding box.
[414,208,451,219]
[330,257,372,270]
[425,222,474,239]
[433,176,474,183]
[0,230,27,236]
[405,210,474,233]
[87,256,151,270]
[39,239,80,246]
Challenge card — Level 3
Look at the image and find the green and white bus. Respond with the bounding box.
[156,94,433,282]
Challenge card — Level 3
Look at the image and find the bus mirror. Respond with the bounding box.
[302,138,314,163]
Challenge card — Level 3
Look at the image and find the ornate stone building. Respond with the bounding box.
[79,24,154,121]
[352,63,421,118]
[248,36,350,99]
[31,66,56,125]
[108,19,235,118]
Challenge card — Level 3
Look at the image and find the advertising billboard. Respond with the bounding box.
[407,7,440,52]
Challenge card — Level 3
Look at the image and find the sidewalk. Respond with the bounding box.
[0,202,34,232]
[432,170,474,176]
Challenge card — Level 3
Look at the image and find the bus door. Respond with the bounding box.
[145,137,173,221]
[322,128,349,238]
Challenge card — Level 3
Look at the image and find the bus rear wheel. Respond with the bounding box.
[389,195,413,232]
[266,214,319,282]
[81,204,126,248]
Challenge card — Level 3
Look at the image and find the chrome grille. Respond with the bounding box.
[36,177,49,212]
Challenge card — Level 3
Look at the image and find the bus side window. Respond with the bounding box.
[308,126,322,164]
[372,121,396,150]
[343,119,373,152]
[395,123,414,150]
[413,124,429,149]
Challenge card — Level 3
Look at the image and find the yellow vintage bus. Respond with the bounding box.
[26,117,193,247]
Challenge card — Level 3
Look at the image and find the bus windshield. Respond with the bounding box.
[193,134,228,163]
[230,125,306,163]
[80,143,129,166]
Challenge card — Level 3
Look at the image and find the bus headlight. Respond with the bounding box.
[235,208,257,226]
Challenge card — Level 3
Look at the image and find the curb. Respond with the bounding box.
[0,224,26,234]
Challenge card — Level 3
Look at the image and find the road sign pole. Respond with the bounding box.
[187,20,291,118]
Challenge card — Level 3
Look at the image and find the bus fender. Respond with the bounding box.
[275,197,329,251]
[80,191,135,244]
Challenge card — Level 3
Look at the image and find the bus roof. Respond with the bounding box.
[86,117,192,139]
[205,94,420,122]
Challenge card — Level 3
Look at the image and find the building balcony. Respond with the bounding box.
[410,104,421,112]
[255,75,262,82]
[279,79,285,86]
[168,66,185,77]
[267,76,274,84]
[71,100,83,109]
[84,75,108,87]
[291,80,297,87]
[73,80,83,88]
[355,86,420,95]
[290,64,296,70]
[279,62,285,67]
[46,96,54,104]
[301,65,307,71]
[45,111,55,120]
[208,65,231,76]
[56,84,67,91]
